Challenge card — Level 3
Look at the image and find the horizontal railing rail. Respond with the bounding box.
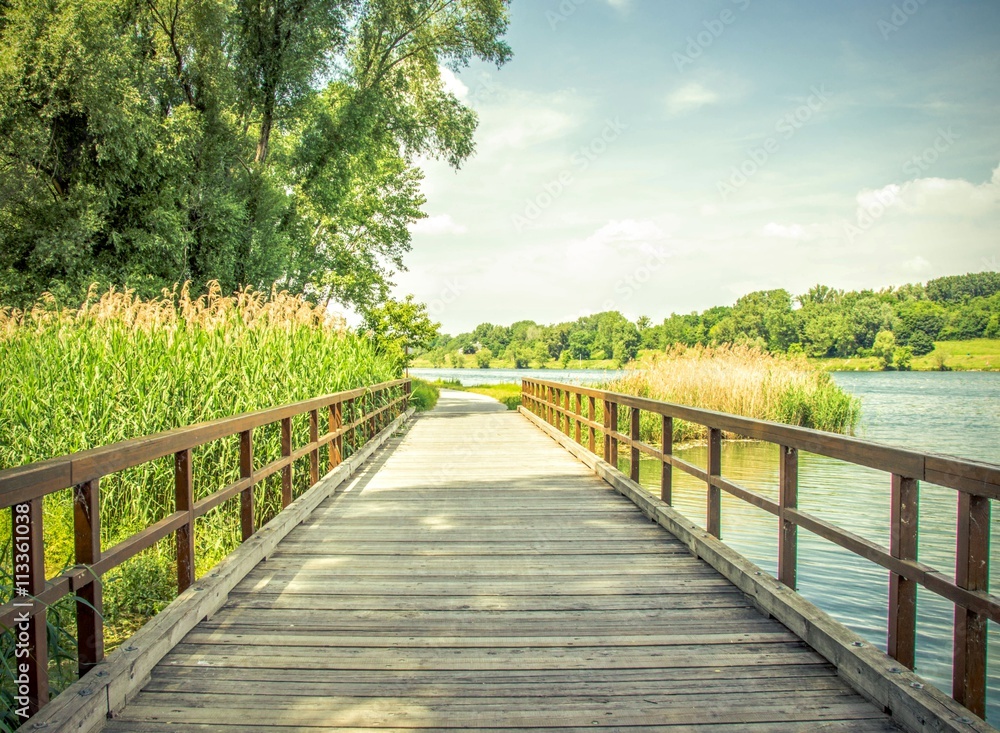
[2,378,411,718]
[522,377,996,719]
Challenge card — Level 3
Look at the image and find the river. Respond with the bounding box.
[413,368,1000,723]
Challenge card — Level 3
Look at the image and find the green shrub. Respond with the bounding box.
[409,379,440,411]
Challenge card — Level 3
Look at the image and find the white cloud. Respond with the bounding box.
[902,256,932,273]
[762,222,808,240]
[665,83,719,116]
[476,89,585,152]
[852,164,1000,221]
[572,219,667,260]
[438,67,468,101]
[411,214,467,235]
[605,0,630,10]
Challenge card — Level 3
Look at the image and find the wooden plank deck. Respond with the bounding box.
[104,390,899,732]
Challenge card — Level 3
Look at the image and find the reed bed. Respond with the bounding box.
[607,344,861,444]
[0,283,398,713]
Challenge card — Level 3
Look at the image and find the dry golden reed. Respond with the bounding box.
[608,344,861,442]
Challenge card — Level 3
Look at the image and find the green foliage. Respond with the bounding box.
[416,273,999,371]
[907,330,935,356]
[0,285,398,676]
[926,272,1000,302]
[438,382,520,410]
[872,330,896,370]
[0,0,512,309]
[408,378,439,411]
[475,348,493,368]
[363,294,439,368]
[894,346,913,371]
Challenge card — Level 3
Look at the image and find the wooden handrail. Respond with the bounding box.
[522,377,996,719]
[2,378,411,718]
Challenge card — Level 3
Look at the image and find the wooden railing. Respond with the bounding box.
[1,379,411,718]
[522,377,998,718]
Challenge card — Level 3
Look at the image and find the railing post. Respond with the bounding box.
[74,479,104,675]
[707,427,722,538]
[953,490,990,717]
[554,388,561,432]
[546,387,553,425]
[281,416,293,507]
[888,474,918,669]
[563,390,571,436]
[309,409,319,486]
[574,393,582,444]
[588,396,596,454]
[630,406,640,482]
[174,448,195,592]
[778,446,798,588]
[345,397,355,457]
[239,429,254,541]
[604,401,619,467]
[330,401,343,469]
[11,498,49,714]
[661,415,673,504]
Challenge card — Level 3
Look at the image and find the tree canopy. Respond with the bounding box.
[0,0,511,310]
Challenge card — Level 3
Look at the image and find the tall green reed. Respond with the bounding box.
[0,283,399,691]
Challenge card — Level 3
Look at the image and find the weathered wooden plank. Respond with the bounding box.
[95,393,900,733]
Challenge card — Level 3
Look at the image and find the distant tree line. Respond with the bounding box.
[424,272,1000,368]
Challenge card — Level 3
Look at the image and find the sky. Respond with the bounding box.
[392,0,1000,334]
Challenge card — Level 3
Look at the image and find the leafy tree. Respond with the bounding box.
[927,272,1000,302]
[362,294,440,367]
[872,330,896,370]
[475,348,493,368]
[907,330,935,356]
[531,341,550,368]
[895,300,946,342]
[567,330,592,359]
[0,0,512,308]
[894,345,913,371]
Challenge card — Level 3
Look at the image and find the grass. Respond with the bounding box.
[608,344,861,443]
[813,338,1000,372]
[409,379,440,411]
[427,380,522,410]
[0,283,399,720]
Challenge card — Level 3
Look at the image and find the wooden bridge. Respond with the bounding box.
[3,380,998,732]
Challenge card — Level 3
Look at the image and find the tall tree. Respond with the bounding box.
[0,0,512,310]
